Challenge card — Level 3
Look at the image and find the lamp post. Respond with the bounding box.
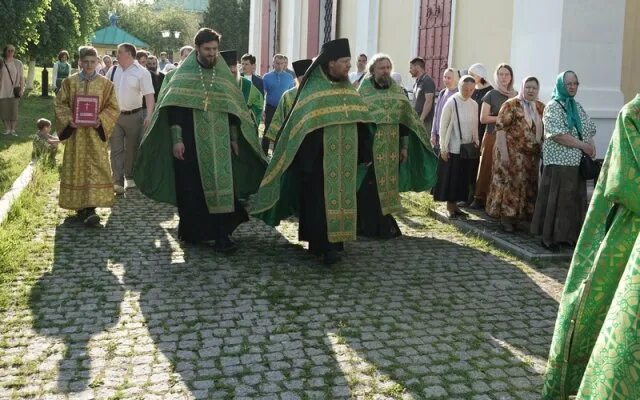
[161,30,181,62]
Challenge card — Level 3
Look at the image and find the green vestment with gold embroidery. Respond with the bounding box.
[264,87,297,142]
[134,52,267,213]
[542,94,640,400]
[250,67,375,242]
[358,77,438,215]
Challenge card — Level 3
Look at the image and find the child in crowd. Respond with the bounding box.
[32,118,59,164]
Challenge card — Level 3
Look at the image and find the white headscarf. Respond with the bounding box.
[517,77,543,143]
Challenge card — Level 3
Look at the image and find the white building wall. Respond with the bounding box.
[511,0,626,158]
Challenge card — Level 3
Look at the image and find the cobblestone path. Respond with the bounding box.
[0,189,568,399]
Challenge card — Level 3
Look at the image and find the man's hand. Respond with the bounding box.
[231,141,239,156]
[173,142,185,160]
[399,148,408,163]
[430,134,438,147]
[143,115,152,129]
[440,150,449,162]
[93,120,101,129]
[69,121,78,128]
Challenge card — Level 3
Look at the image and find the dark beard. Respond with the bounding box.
[148,66,157,73]
[197,54,214,69]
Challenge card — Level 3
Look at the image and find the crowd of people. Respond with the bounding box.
[0,30,607,256]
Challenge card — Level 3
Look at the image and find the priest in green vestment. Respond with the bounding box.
[542,94,640,400]
[263,58,312,146]
[134,28,267,252]
[357,54,438,238]
[221,50,264,126]
[250,38,375,265]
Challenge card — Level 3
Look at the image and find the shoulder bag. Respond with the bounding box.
[453,98,479,159]
[4,63,21,98]
[554,100,597,180]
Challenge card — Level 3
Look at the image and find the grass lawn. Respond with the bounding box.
[0,93,55,195]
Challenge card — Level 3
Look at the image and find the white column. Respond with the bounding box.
[285,0,302,61]
[355,0,379,57]
[248,0,263,64]
[510,0,626,157]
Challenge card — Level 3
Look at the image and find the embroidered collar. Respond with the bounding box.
[79,71,97,82]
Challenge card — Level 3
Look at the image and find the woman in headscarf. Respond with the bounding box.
[470,63,517,209]
[486,77,545,232]
[467,63,493,205]
[531,71,596,250]
[432,75,479,218]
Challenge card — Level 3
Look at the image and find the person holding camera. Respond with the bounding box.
[0,44,24,137]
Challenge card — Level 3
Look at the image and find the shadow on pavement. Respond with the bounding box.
[29,214,125,393]
[28,189,561,398]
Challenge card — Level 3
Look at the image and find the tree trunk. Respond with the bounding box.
[26,60,36,90]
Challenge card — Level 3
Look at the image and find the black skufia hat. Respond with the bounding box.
[220,50,237,66]
[292,59,312,78]
[318,38,351,63]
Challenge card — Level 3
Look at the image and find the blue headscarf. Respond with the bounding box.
[551,71,583,133]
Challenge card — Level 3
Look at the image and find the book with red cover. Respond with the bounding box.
[73,95,99,127]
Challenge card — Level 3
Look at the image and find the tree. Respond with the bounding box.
[0,0,51,53]
[201,0,250,55]
[93,0,198,55]
[29,0,81,65]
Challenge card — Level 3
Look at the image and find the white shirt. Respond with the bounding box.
[439,93,479,154]
[107,61,154,111]
[349,71,366,84]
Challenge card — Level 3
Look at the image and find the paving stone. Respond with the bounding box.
[0,190,568,399]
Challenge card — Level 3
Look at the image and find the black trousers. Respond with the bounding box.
[262,104,277,154]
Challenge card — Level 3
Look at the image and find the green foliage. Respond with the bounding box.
[201,0,250,55]
[94,0,198,55]
[0,0,52,53]
[28,0,81,65]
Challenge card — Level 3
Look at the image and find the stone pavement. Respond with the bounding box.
[0,189,569,399]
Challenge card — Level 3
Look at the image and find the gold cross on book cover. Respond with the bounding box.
[73,95,100,126]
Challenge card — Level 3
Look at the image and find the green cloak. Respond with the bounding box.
[249,66,375,242]
[134,52,267,214]
[264,87,296,142]
[239,77,264,125]
[542,94,640,400]
[358,76,438,215]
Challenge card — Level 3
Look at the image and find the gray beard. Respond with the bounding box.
[374,76,391,88]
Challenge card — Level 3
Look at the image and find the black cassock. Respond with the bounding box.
[292,124,373,254]
[168,106,248,244]
[356,124,411,239]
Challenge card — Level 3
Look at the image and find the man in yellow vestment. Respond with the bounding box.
[54,46,120,226]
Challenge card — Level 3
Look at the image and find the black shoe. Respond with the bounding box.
[214,237,237,253]
[469,199,483,210]
[501,222,515,233]
[83,211,100,227]
[454,209,469,219]
[456,201,469,208]
[323,250,341,265]
[541,241,560,252]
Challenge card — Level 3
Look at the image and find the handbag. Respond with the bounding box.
[4,63,21,98]
[554,100,598,180]
[453,98,479,159]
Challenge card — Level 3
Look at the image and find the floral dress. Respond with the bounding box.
[486,98,545,220]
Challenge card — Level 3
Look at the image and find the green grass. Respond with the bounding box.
[0,93,55,194]
[0,162,59,310]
